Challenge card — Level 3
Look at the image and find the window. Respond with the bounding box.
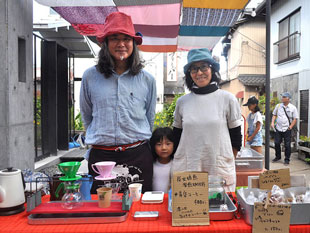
[300,90,308,136]
[273,8,300,64]
[18,37,26,82]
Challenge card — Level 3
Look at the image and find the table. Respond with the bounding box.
[236,169,266,187]
[1,195,310,233]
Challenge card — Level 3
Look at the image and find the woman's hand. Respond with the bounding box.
[247,135,253,142]
[232,148,238,158]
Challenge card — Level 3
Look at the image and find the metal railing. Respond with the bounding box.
[273,31,300,64]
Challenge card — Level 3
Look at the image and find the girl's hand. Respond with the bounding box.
[247,136,253,142]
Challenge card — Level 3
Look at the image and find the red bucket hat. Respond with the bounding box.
[96,12,142,45]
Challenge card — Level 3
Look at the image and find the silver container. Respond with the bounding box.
[235,148,264,172]
[237,187,310,225]
[169,192,237,221]
[209,192,237,221]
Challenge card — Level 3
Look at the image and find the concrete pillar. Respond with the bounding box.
[0,0,34,170]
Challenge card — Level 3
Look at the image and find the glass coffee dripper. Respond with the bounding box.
[61,181,83,209]
[55,161,83,209]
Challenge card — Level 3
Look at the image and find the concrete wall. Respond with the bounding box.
[271,74,298,107]
[0,0,34,170]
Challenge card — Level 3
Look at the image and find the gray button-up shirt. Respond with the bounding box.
[80,66,157,146]
[273,103,298,132]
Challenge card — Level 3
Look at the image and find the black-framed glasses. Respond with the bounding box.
[108,35,133,44]
[189,64,211,75]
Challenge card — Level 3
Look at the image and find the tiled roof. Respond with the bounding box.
[238,74,265,86]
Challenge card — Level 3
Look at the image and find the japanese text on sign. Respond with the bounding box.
[172,172,209,226]
[252,203,291,233]
[259,168,291,190]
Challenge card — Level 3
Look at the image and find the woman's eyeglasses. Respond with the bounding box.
[189,64,211,75]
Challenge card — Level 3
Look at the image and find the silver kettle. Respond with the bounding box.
[0,167,25,215]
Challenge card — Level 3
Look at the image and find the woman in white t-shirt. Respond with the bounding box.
[172,48,242,192]
[150,127,175,193]
[243,96,263,153]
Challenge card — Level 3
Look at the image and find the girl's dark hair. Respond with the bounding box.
[150,127,176,161]
[96,38,144,77]
[184,66,221,91]
[254,105,260,113]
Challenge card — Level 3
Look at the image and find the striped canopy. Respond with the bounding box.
[35,0,249,52]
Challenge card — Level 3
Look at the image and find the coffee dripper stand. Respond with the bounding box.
[26,176,50,212]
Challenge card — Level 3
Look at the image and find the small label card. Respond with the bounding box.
[259,168,290,190]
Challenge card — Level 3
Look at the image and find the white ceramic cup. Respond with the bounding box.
[128,183,142,202]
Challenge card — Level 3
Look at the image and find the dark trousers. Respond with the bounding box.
[274,129,292,162]
[88,143,153,194]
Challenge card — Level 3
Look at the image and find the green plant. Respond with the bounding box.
[300,135,307,142]
[35,96,41,124]
[34,96,42,147]
[259,95,280,131]
[153,93,184,129]
[258,95,280,115]
[74,112,85,130]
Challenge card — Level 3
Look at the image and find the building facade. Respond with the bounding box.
[0,0,35,169]
[221,11,266,118]
[271,0,310,136]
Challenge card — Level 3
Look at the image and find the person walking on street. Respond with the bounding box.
[271,92,298,165]
[243,96,263,154]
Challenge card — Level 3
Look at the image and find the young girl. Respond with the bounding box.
[243,96,263,153]
[150,127,175,193]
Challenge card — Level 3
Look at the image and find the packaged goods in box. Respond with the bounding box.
[237,187,310,225]
[235,148,264,172]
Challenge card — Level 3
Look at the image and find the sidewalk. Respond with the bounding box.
[266,146,310,185]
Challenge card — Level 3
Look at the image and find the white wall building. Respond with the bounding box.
[270,0,310,136]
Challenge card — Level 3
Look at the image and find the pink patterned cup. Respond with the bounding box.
[91,161,116,178]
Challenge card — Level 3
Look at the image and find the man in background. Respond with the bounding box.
[271,92,298,165]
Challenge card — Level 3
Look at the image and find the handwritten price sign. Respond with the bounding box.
[172,172,209,226]
[259,168,290,190]
[253,203,291,233]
